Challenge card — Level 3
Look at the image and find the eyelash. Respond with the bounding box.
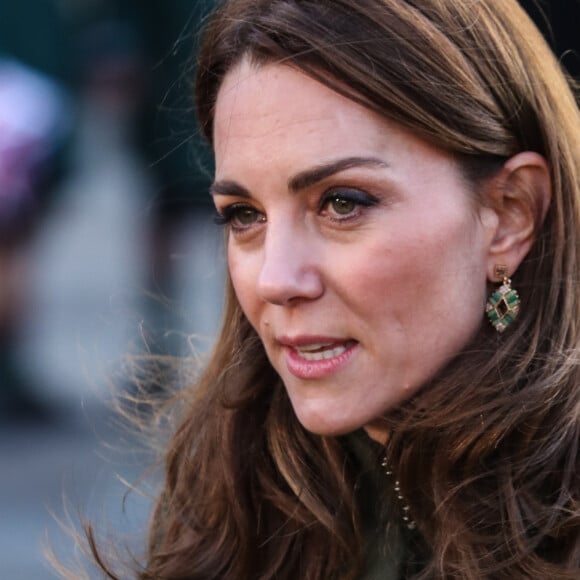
[214,188,379,231]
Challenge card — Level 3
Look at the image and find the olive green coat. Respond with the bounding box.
[346,430,424,579]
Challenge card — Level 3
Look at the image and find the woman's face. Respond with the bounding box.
[212,60,498,437]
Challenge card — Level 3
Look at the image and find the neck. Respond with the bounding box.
[363,424,389,445]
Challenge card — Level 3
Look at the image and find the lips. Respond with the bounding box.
[278,336,358,379]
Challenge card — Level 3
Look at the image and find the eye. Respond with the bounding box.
[214,203,265,230]
[329,196,356,215]
[320,188,379,220]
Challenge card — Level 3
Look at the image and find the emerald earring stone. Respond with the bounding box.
[486,280,520,333]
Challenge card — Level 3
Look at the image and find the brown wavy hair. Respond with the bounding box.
[83,1,580,578]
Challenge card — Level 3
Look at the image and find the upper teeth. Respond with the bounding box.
[296,342,335,352]
[295,343,348,361]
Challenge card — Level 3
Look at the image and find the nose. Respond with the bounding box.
[257,226,324,305]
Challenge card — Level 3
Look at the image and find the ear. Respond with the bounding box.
[485,151,551,281]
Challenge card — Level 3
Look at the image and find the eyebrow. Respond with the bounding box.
[288,156,388,192]
[210,156,389,198]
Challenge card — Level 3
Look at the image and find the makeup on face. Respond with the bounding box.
[212,60,496,437]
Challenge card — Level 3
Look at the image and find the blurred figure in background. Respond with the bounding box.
[16,14,156,411]
[0,58,71,422]
[79,0,220,351]
[0,0,220,423]
[0,0,73,424]
[59,0,220,361]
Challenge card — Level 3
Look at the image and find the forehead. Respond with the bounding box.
[213,59,398,161]
[212,58,465,197]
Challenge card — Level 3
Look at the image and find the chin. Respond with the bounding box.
[294,409,367,438]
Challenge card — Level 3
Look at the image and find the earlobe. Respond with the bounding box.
[486,151,552,280]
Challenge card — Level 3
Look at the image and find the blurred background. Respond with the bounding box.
[0,0,223,577]
[0,1,578,578]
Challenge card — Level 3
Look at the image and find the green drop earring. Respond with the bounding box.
[486,265,520,333]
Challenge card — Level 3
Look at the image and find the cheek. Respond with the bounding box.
[227,246,261,321]
[353,218,487,326]
[403,224,488,336]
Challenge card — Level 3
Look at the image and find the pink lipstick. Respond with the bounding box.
[280,337,358,379]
